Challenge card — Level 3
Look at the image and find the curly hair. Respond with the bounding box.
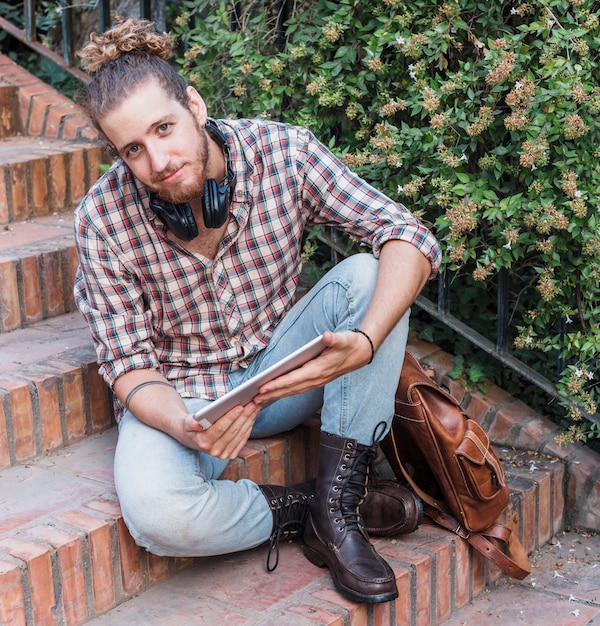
[77,17,190,148]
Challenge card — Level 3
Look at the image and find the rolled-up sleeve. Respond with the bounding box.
[74,191,160,389]
[298,129,441,278]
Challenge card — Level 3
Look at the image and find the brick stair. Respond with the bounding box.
[0,52,598,626]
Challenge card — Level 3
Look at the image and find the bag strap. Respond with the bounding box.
[425,508,532,580]
[384,433,531,580]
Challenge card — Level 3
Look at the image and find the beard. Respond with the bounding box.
[149,121,210,205]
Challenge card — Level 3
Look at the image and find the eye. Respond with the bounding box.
[125,144,141,159]
[158,122,171,134]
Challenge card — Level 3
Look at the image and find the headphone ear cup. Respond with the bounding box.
[203,179,229,229]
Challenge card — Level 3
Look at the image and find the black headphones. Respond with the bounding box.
[148,120,236,241]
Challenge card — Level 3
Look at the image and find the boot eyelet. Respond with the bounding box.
[336,475,342,481]
[340,464,347,470]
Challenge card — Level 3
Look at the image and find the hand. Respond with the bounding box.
[253,330,373,405]
[177,401,261,459]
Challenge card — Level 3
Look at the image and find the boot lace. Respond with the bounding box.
[338,421,387,532]
[266,489,313,572]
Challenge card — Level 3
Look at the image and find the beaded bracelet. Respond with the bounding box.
[351,328,375,364]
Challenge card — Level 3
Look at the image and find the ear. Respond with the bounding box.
[186,86,208,125]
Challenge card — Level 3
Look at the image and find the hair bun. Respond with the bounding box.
[78,16,175,74]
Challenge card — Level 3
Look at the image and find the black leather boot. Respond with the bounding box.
[361,479,422,536]
[259,483,314,572]
[303,431,399,604]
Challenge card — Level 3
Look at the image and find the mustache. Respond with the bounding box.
[151,164,184,184]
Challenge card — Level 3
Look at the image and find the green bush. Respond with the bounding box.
[172,0,600,442]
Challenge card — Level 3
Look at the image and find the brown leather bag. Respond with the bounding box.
[380,351,531,580]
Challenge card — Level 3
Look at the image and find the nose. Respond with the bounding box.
[146,142,171,175]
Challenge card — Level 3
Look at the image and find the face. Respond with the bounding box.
[99,80,209,204]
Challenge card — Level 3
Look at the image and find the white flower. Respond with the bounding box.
[565,315,573,324]
[409,71,417,80]
[525,336,533,345]
[587,371,594,380]
[575,368,584,378]
[510,7,517,15]
[460,153,467,161]
[397,184,404,193]
[515,81,523,90]
[503,242,512,250]
[396,36,406,45]
[531,164,537,171]
[574,190,582,197]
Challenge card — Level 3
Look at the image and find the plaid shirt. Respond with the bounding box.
[74,119,441,421]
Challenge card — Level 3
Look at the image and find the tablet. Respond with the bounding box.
[192,335,327,429]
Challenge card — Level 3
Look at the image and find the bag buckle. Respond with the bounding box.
[454,523,471,540]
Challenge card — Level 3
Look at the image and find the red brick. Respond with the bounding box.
[85,146,103,187]
[381,544,432,626]
[0,538,57,626]
[247,437,285,485]
[239,445,263,483]
[30,372,63,455]
[0,85,20,137]
[0,559,27,626]
[391,567,412,626]
[8,161,29,221]
[0,258,21,331]
[0,399,11,469]
[27,525,87,626]
[84,499,144,598]
[513,415,556,451]
[221,458,242,481]
[86,362,113,433]
[56,510,117,615]
[115,516,144,597]
[453,532,471,607]
[43,360,87,444]
[63,245,79,311]
[69,150,86,206]
[0,166,9,224]
[28,156,49,217]
[28,93,65,137]
[44,104,78,139]
[40,250,66,318]
[20,254,44,324]
[486,407,518,445]
[48,153,67,211]
[147,552,170,586]
[0,377,36,462]
[61,115,88,141]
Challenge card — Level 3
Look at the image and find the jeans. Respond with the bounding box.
[113,253,410,557]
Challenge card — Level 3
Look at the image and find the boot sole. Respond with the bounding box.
[303,544,399,604]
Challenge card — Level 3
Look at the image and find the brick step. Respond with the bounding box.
[0,214,82,332]
[0,422,565,626]
[0,311,113,469]
[0,136,102,225]
[0,85,21,138]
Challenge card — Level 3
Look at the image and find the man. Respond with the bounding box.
[74,17,441,604]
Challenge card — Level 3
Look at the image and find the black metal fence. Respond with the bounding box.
[1,1,595,424]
